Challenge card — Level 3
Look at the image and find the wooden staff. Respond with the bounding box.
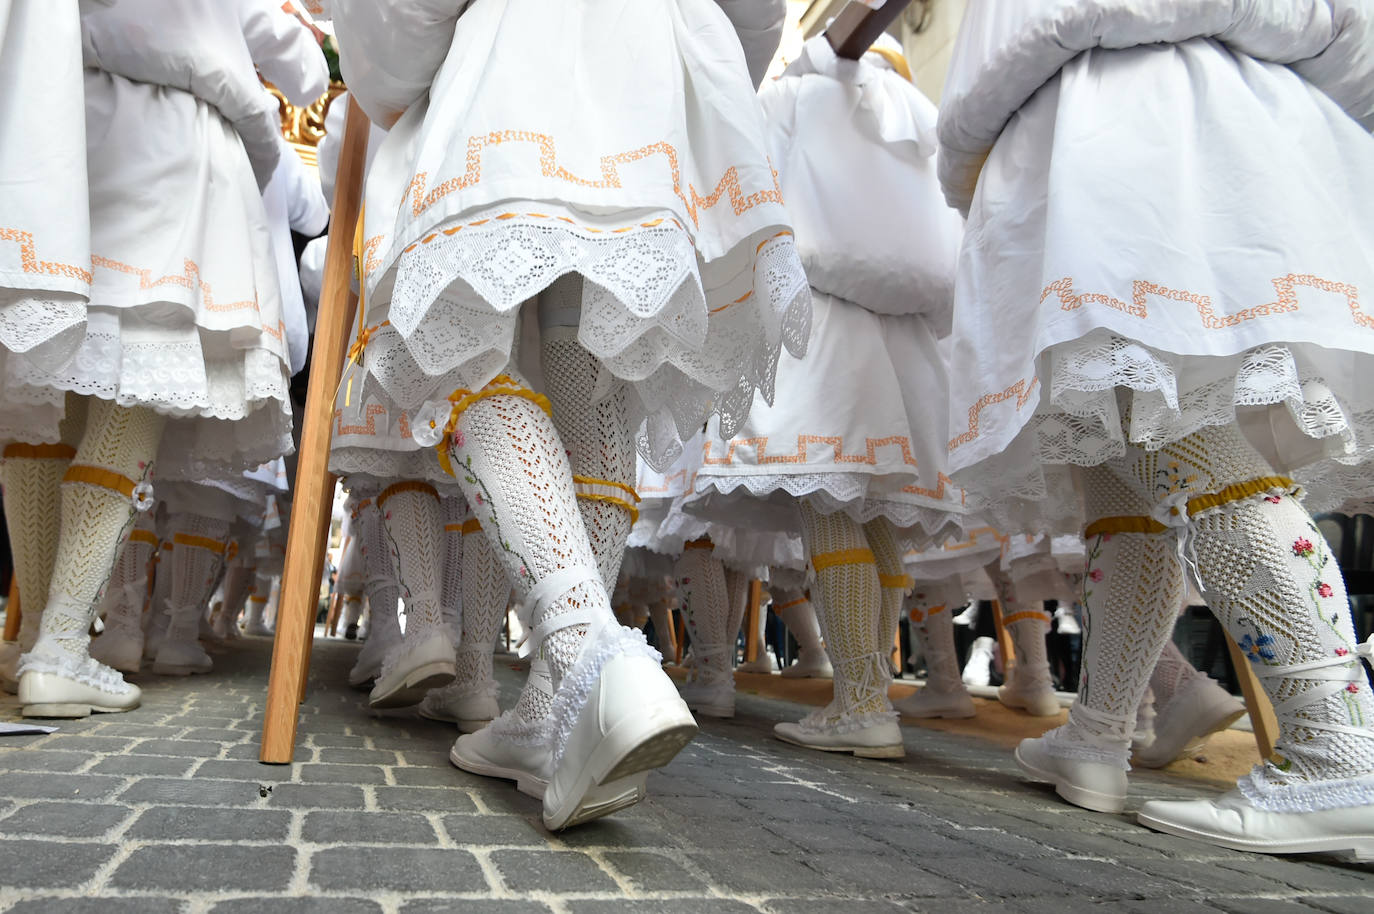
[743,579,762,662]
[1225,634,1279,762]
[825,0,912,59]
[261,96,370,764]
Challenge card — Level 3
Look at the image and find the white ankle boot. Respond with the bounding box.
[369,632,456,708]
[737,647,777,674]
[780,646,833,679]
[679,642,735,718]
[1134,676,1244,768]
[1138,790,1374,859]
[773,651,904,758]
[998,662,1061,716]
[962,636,995,686]
[1015,733,1128,814]
[420,680,501,732]
[895,611,975,719]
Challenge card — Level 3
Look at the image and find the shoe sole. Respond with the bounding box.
[998,689,1062,717]
[894,704,976,720]
[23,701,138,718]
[1013,744,1125,814]
[369,661,456,709]
[1133,707,1246,769]
[685,702,734,719]
[543,703,698,831]
[418,705,493,733]
[773,729,905,759]
[1136,810,1374,861]
[448,742,547,799]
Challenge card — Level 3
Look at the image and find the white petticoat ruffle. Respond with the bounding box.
[360,205,811,471]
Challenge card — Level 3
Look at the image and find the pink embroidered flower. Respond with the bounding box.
[1336,647,1350,657]
[519,565,528,578]
[1292,538,1315,557]
[452,429,466,450]
[1317,582,1334,598]
[1347,683,1361,694]
[474,493,484,506]
[1088,569,1104,582]
[1264,495,1282,504]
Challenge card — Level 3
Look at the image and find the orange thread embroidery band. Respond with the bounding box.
[1084,476,1295,539]
[460,518,483,535]
[378,480,440,507]
[878,574,913,590]
[774,597,808,611]
[949,377,1040,452]
[349,497,373,519]
[437,376,554,478]
[0,227,93,284]
[249,594,268,603]
[573,475,641,523]
[811,548,876,572]
[62,465,136,499]
[442,523,465,533]
[684,539,714,551]
[3,443,77,460]
[1002,610,1052,626]
[128,529,159,547]
[172,533,227,555]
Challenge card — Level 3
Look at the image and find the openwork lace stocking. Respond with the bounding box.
[1150,631,1208,712]
[357,499,401,647]
[724,566,748,660]
[21,400,164,687]
[164,512,231,647]
[865,517,911,668]
[1040,464,1185,767]
[379,481,454,670]
[246,571,273,631]
[675,542,733,688]
[1,397,85,652]
[986,563,1053,686]
[145,540,174,644]
[1178,429,1374,810]
[440,495,467,642]
[798,503,894,731]
[442,517,506,704]
[218,560,254,633]
[774,588,824,655]
[908,579,965,693]
[101,519,156,643]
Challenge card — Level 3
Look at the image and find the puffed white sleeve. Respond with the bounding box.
[331,0,469,128]
[714,0,785,87]
[239,0,329,106]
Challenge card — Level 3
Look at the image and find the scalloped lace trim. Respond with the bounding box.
[690,473,966,534]
[1238,766,1374,813]
[548,624,662,770]
[17,648,132,695]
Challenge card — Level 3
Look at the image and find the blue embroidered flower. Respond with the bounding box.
[1240,633,1277,664]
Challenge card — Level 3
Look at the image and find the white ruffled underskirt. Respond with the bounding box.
[359,206,812,472]
[956,333,1374,533]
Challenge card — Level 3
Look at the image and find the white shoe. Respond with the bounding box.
[962,636,995,687]
[1138,790,1374,859]
[679,674,735,719]
[779,647,833,679]
[419,681,501,733]
[18,668,141,718]
[348,631,397,688]
[773,715,905,759]
[450,725,553,799]
[369,635,456,709]
[737,648,776,674]
[894,685,976,719]
[1133,678,1245,769]
[1014,735,1127,814]
[152,639,214,676]
[0,642,20,694]
[998,664,1062,717]
[91,629,145,675]
[542,653,697,831]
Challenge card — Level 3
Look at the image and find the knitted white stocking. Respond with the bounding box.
[245,571,273,635]
[797,503,895,732]
[156,511,230,673]
[378,481,455,673]
[143,539,174,656]
[988,563,1059,715]
[724,566,748,663]
[217,560,254,635]
[20,400,164,689]
[865,518,910,673]
[674,543,735,712]
[774,588,824,655]
[440,495,467,643]
[348,498,402,685]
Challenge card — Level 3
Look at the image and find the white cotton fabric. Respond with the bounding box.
[261,136,329,376]
[329,0,811,473]
[941,19,1374,531]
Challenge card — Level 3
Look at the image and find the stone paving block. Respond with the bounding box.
[602,850,710,893]
[1115,901,1238,914]
[0,772,125,801]
[1215,859,1374,895]
[442,813,549,846]
[550,812,673,849]
[126,739,227,758]
[109,844,296,892]
[1146,860,1297,895]
[96,724,187,739]
[373,785,476,813]
[223,742,268,760]
[297,763,389,785]
[1305,897,1374,914]
[301,809,438,845]
[181,728,252,744]
[400,901,554,914]
[306,734,370,748]
[34,735,134,754]
[89,755,196,777]
[268,783,366,809]
[0,801,131,837]
[390,765,465,787]
[0,749,90,772]
[564,901,763,914]
[762,819,892,855]
[310,846,487,893]
[916,856,1076,898]
[0,840,117,889]
[314,747,398,766]
[490,849,621,893]
[1016,858,1185,899]
[119,777,261,807]
[945,827,1060,859]
[194,759,295,782]
[685,851,842,895]
[815,852,967,897]
[760,900,912,914]
[210,898,383,914]
[127,806,292,842]
[7,897,186,914]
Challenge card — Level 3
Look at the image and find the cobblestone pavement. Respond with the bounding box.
[1,635,1371,913]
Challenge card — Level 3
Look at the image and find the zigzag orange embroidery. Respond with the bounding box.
[1042,277,1147,318]
[334,404,387,437]
[402,131,782,231]
[704,434,923,468]
[948,377,1039,452]
[361,234,385,276]
[934,526,1009,553]
[637,467,697,495]
[91,255,259,315]
[0,227,93,284]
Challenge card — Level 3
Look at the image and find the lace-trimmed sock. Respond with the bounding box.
[154,512,230,674]
[674,542,735,715]
[90,519,157,669]
[988,565,1059,715]
[423,515,507,714]
[349,498,402,686]
[19,400,165,689]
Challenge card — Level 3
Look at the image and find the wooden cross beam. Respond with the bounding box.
[824,0,913,59]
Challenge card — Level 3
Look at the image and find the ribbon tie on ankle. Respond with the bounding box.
[516,567,605,659]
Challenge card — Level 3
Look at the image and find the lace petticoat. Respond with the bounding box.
[360,205,812,471]
[956,330,1374,531]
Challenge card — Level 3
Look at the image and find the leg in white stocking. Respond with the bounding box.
[153,510,231,675]
[775,504,902,758]
[775,589,831,678]
[675,543,736,718]
[371,481,456,708]
[894,579,975,719]
[349,498,402,688]
[990,565,1061,717]
[90,517,156,673]
[19,400,164,717]
[1134,627,1245,768]
[245,571,272,636]
[1136,425,1374,855]
[442,362,693,828]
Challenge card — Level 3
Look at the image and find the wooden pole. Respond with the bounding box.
[989,599,1017,675]
[825,0,913,60]
[260,97,369,764]
[1224,634,1279,762]
[3,578,19,642]
[743,579,762,662]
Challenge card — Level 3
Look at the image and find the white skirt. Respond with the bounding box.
[337,0,810,475]
[945,40,1374,532]
[0,69,292,474]
[682,291,967,544]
